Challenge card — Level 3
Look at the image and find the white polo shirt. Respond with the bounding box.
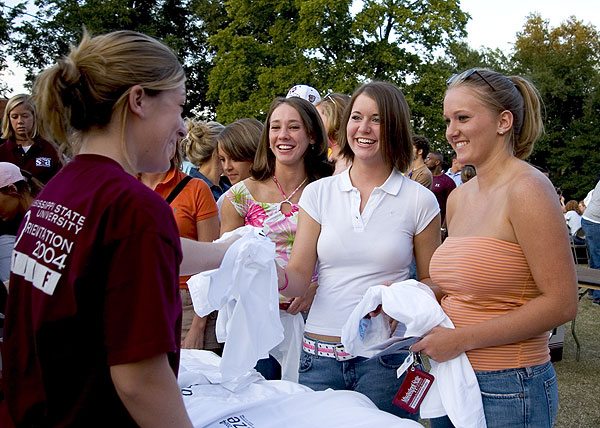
[299,168,439,337]
[583,180,600,223]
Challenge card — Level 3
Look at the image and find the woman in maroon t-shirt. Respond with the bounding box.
[0,93,62,184]
[1,31,232,428]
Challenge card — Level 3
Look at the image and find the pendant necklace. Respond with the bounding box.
[272,175,307,214]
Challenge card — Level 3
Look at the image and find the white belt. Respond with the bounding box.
[302,337,354,361]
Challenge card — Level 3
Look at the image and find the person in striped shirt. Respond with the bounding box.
[412,69,578,428]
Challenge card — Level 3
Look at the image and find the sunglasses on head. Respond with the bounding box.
[446,69,496,92]
[322,92,340,109]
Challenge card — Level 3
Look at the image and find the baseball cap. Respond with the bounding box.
[0,162,25,188]
[286,84,321,105]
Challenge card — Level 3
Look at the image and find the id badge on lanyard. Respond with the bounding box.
[392,351,434,414]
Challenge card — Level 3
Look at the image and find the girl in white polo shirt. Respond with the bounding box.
[282,81,441,419]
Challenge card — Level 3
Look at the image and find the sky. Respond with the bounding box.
[2,0,600,96]
[460,0,600,51]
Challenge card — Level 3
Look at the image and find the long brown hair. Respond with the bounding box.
[338,81,414,173]
[252,97,332,182]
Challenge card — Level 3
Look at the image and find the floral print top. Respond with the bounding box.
[225,180,299,268]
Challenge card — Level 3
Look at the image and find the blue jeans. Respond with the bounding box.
[582,218,600,301]
[428,361,558,428]
[255,355,281,380]
[0,234,15,283]
[298,336,419,421]
[408,257,418,280]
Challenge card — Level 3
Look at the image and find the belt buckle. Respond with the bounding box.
[334,344,348,361]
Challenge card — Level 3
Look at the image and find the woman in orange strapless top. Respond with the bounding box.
[412,69,578,428]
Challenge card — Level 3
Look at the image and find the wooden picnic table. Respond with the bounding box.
[572,265,600,361]
[576,265,600,287]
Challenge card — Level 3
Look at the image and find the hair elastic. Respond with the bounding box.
[279,269,289,292]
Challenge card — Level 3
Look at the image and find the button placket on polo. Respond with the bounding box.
[360,188,384,227]
[350,188,364,231]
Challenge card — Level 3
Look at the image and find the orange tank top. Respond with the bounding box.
[430,236,549,371]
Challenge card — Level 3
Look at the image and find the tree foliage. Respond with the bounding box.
[2,3,599,195]
[4,0,469,122]
[0,1,25,96]
[406,41,509,156]
[5,0,226,115]
[208,0,468,123]
[511,14,600,199]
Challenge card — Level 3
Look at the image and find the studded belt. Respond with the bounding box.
[302,337,354,361]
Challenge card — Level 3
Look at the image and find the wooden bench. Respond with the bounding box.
[571,265,600,361]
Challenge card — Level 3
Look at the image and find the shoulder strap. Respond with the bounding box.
[165,175,193,205]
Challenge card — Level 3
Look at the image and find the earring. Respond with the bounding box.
[498,131,505,135]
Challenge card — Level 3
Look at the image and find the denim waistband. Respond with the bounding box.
[475,360,553,377]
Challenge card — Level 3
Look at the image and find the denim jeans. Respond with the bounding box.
[408,257,418,280]
[479,361,558,428]
[428,361,558,428]
[0,234,15,283]
[298,336,419,421]
[582,218,600,301]
[255,355,281,380]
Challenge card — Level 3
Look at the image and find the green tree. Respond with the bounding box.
[0,1,25,96]
[208,0,469,123]
[295,0,358,96]
[405,60,452,158]
[6,0,225,114]
[207,0,334,122]
[352,0,468,83]
[406,41,511,157]
[512,14,600,199]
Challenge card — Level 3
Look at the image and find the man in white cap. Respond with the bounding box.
[286,84,321,105]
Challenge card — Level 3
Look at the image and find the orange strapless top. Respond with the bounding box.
[430,236,549,371]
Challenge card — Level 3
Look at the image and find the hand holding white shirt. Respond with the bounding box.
[341,280,486,428]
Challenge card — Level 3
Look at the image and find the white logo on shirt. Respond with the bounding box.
[35,157,52,167]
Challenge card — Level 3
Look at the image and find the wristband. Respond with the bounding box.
[279,269,289,292]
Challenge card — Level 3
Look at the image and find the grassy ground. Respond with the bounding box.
[555,294,600,427]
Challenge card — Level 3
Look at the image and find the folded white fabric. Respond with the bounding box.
[187,226,284,384]
[179,350,422,428]
[269,310,304,382]
[341,280,486,428]
[178,349,265,392]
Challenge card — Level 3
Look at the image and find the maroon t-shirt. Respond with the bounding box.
[0,136,63,184]
[431,173,457,224]
[1,155,182,427]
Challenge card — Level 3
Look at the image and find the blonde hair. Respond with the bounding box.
[33,30,185,162]
[447,68,543,160]
[461,165,477,183]
[217,118,262,162]
[315,93,350,143]
[182,119,224,167]
[1,94,39,140]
